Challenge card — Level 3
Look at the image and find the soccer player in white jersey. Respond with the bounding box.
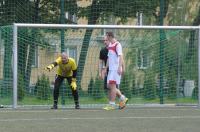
[99,36,127,110]
[103,32,128,110]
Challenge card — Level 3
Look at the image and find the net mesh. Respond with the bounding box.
[0,0,199,108]
[0,25,199,108]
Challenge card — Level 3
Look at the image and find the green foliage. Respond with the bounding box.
[88,76,105,99]
[65,0,78,15]
[77,88,88,97]
[131,73,136,96]
[166,69,177,99]
[77,0,159,23]
[120,72,132,98]
[93,76,105,99]
[143,70,156,100]
[0,0,200,106]
[35,74,50,100]
[0,79,12,98]
[192,86,198,99]
[1,26,12,97]
[65,81,73,98]
[88,77,94,96]
[18,73,25,101]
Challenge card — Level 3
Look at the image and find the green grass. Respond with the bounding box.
[127,97,198,104]
[17,96,109,105]
[0,96,198,106]
[0,97,12,105]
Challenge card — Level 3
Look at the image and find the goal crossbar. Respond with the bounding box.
[14,23,200,30]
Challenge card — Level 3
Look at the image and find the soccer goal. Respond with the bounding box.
[1,23,200,109]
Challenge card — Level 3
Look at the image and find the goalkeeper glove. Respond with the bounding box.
[71,78,77,90]
[45,64,54,72]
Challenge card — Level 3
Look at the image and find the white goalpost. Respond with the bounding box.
[12,23,200,109]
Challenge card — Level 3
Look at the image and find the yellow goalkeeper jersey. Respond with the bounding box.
[55,57,77,77]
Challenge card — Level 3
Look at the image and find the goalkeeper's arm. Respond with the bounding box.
[71,69,77,90]
[72,69,77,79]
[45,62,58,71]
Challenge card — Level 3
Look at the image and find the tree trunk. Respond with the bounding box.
[186,8,200,60]
[77,1,101,86]
[2,27,12,96]
[24,0,40,91]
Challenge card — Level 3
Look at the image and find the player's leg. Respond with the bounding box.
[67,77,80,109]
[104,75,110,98]
[52,75,64,109]
[103,84,117,110]
[110,83,117,103]
[116,85,121,98]
[115,85,125,103]
[104,75,108,90]
[118,94,128,109]
[113,72,128,109]
[103,70,117,110]
[116,89,128,109]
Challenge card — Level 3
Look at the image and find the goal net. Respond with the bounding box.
[0,24,200,109]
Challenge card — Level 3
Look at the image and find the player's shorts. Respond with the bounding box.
[107,70,121,85]
[104,75,119,89]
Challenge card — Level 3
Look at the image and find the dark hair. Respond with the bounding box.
[106,32,114,38]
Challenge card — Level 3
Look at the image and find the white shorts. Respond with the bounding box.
[107,70,121,85]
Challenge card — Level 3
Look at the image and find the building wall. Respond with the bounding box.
[30,42,101,91]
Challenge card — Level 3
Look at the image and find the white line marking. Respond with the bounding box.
[0,109,103,113]
[0,108,200,113]
[1,116,200,122]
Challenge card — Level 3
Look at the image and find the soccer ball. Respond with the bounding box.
[0,105,4,108]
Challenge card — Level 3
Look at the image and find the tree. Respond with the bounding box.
[185,7,200,71]
[0,0,60,93]
[76,0,160,84]
[88,76,105,99]
[88,77,94,97]
[2,0,199,101]
[120,71,132,99]
[35,74,51,100]
[143,70,157,100]
[93,76,105,99]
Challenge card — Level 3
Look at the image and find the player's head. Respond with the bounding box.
[103,36,109,46]
[61,52,68,64]
[106,32,114,41]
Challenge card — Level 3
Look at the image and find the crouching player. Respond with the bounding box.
[46,52,80,109]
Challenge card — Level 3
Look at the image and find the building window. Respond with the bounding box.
[65,46,77,63]
[32,46,38,68]
[100,15,115,36]
[65,12,77,24]
[137,49,148,69]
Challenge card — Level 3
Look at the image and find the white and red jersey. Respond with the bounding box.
[107,41,123,70]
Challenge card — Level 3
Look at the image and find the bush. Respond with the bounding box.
[18,73,25,101]
[93,76,105,99]
[192,86,198,99]
[88,76,105,99]
[65,81,73,98]
[35,74,50,100]
[120,72,132,98]
[88,78,94,96]
[143,70,156,100]
[166,70,177,99]
[131,73,136,96]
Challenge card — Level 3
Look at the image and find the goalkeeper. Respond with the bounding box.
[46,52,80,109]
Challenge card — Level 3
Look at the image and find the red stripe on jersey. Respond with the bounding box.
[109,80,116,84]
[108,43,118,55]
